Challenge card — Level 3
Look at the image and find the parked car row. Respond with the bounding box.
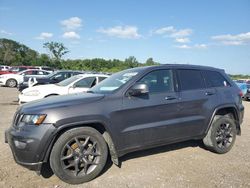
[0,66,110,104]
[0,69,51,87]
[0,65,54,75]
[18,70,84,91]
[19,73,109,103]
[234,80,250,101]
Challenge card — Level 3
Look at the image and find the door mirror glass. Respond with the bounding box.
[128,83,149,96]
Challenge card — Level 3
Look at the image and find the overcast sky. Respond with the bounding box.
[0,0,250,74]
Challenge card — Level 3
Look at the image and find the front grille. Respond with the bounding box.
[12,113,23,127]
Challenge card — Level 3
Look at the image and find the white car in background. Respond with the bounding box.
[19,74,109,103]
[0,69,50,87]
[0,65,11,71]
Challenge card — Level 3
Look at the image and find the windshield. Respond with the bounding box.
[89,68,142,94]
[48,72,58,78]
[56,75,82,87]
[17,70,27,75]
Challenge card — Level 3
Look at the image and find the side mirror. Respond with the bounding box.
[69,84,76,89]
[128,83,149,96]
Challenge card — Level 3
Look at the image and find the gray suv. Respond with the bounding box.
[5,65,244,184]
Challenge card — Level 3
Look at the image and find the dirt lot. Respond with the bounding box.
[0,87,250,188]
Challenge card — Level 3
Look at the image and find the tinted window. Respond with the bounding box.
[75,77,96,88]
[51,72,69,81]
[178,69,205,91]
[42,67,53,71]
[98,77,107,82]
[23,70,33,75]
[204,71,230,87]
[139,69,174,93]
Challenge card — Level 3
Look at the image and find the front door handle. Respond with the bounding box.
[205,91,215,96]
[165,96,177,100]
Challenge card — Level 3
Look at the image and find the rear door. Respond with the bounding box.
[176,69,219,137]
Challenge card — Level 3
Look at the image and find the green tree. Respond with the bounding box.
[43,41,69,60]
[145,57,159,66]
[124,56,139,68]
[0,38,39,65]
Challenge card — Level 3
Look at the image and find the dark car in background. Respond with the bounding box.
[17,70,84,92]
[243,84,250,101]
[6,64,244,184]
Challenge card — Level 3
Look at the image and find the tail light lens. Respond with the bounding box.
[239,90,243,97]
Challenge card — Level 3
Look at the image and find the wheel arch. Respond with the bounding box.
[43,121,119,166]
[44,93,59,98]
[206,105,241,135]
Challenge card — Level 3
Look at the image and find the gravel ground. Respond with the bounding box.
[0,87,250,188]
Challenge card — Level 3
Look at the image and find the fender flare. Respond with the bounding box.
[205,104,240,135]
[42,120,119,165]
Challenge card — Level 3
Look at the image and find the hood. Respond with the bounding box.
[22,84,57,93]
[20,93,105,114]
[2,73,20,77]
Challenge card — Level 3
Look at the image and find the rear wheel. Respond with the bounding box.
[6,79,17,87]
[50,127,108,184]
[203,115,237,154]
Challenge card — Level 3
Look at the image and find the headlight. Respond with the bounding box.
[23,90,40,96]
[0,75,6,79]
[21,114,46,125]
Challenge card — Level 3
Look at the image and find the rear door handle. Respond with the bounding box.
[165,96,177,100]
[205,91,215,96]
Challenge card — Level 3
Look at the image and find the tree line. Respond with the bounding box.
[0,38,249,78]
[0,38,159,73]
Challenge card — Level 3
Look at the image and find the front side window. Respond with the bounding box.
[138,69,174,93]
[56,75,82,86]
[203,70,230,88]
[74,77,96,88]
[177,69,205,91]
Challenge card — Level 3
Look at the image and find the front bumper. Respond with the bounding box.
[0,78,6,86]
[17,82,29,92]
[5,123,56,172]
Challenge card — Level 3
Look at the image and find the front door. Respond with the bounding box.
[117,69,182,149]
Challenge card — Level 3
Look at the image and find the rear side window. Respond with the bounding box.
[203,71,230,88]
[177,69,205,91]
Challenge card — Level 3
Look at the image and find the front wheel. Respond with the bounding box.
[6,79,17,87]
[50,127,108,184]
[203,115,237,154]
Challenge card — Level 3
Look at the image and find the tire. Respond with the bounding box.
[50,127,108,184]
[203,115,237,154]
[6,79,17,87]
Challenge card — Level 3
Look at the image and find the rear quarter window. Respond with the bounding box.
[203,70,230,88]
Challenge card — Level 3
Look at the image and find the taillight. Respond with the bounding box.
[239,90,243,97]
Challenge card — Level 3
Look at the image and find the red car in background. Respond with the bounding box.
[0,66,36,75]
